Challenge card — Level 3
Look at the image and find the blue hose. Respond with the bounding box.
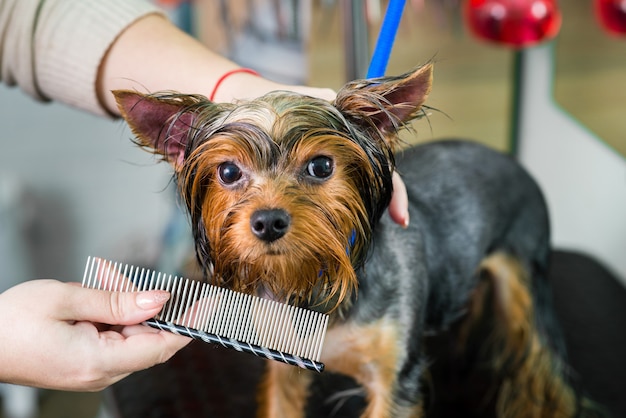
[366,0,407,79]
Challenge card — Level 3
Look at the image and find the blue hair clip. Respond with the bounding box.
[346,229,357,256]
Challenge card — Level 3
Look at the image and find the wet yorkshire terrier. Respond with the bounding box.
[114,64,600,417]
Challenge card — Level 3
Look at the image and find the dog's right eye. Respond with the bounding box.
[306,156,334,179]
[218,162,242,184]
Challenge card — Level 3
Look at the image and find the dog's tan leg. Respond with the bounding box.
[322,321,424,418]
[256,361,311,418]
[459,252,578,418]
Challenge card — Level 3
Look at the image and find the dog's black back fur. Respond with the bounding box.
[313,139,571,416]
[354,139,551,326]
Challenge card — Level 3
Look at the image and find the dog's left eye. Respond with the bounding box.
[307,156,333,179]
[218,162,243,184]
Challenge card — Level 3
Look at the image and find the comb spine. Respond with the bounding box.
[144,318,325,372]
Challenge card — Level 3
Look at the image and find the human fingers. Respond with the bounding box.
[388,171,410,228]
[60,319,190,391]
[58,284,171,325]
[78,326,191,390]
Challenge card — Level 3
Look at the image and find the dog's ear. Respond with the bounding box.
[334,63,433,138]
[114,90,200,170]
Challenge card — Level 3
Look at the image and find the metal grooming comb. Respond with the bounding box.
[82,256,328,372]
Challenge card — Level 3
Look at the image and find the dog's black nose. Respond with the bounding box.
[250,209,291,242]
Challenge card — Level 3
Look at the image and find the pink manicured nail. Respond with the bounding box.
[136,290,170,310]
[403,212,410,229]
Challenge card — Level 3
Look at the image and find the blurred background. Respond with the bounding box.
[0,0,624,417]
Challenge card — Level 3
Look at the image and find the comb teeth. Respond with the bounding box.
[82,256,328,372]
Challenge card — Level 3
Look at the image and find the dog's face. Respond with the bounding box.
[114,64,432,311]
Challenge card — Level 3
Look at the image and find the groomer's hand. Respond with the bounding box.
[0,279,190,391]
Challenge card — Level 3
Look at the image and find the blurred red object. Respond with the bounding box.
[155,0,187,6]
[465,0,562,48]
[595,0,626,35]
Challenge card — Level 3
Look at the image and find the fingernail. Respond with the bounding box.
[136,290,170,310]
[402,211,410,229]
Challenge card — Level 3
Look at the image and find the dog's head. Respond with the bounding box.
[114,64,432,311]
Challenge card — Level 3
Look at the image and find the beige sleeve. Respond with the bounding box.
[0,0,163,116]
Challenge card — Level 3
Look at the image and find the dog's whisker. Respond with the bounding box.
[325,387,367,416]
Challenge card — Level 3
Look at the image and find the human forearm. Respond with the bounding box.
[97,14,335,116]
[97,14,239,114]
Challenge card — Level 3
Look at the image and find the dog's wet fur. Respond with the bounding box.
[114,64,603,417]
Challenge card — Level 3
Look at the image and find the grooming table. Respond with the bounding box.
[104,250,626,418]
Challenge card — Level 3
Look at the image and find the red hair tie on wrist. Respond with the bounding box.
[209,68,260,101]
